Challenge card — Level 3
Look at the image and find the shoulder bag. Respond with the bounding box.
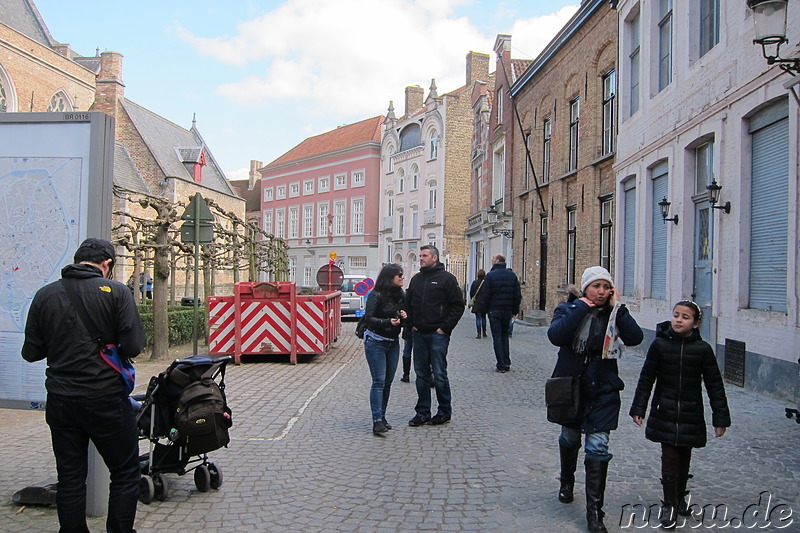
[545,374,581,426]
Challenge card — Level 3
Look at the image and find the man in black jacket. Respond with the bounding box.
[480,253,522,372]
[22,238,146,533]
[404,245,465,426]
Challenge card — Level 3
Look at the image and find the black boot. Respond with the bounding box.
[400,357,411,383]
[558,443,580,503]
[677,470,692,516]
[660,474,679,529]
[585,458,609,533]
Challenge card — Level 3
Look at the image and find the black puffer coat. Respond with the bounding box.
[629,321,731,448]
[363,288,405,339]
[548,293,643,433]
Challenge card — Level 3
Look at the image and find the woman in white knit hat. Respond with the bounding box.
[547,266,643,533]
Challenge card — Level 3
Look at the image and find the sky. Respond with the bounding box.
[34,0,579,182]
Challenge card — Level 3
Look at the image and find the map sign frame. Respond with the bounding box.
[0,112,115,409]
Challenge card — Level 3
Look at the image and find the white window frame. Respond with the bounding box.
[276,185,286,200]
[602,70,616,155]
[303,179,314,195]
[569,97,580,171]
[318,176,330,192]
[303,204,314,238]
[263,209,273,235]
[318,202,330,237]
[658,0,673,92]
[351,170,365,187]
[351,198,364,235]
[333,200,346,235]
[263,187,274,202]
[334,173,347,190]
[289,206,299,238]
[275,208,285,239]
[289,182,300,198]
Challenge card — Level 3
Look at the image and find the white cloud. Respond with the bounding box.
[181,0,578,118]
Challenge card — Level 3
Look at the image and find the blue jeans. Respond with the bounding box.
[46,392,141,533]
[474,313,487,335]
[488,310,512,369]
[559,425,612,462]
[402,337,413,360]
[411,330,452,418]
[364,336,400,421]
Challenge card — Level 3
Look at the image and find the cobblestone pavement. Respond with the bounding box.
[2,313,799,532]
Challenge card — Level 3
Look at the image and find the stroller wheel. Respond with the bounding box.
[208,463,223,490]
[139,475,155,505]
[153,473,170,501]
[194,465,211,493]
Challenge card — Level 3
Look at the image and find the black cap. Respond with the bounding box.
[76,238,116,263]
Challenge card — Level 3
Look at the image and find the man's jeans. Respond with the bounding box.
[46,392,141,533]
[488,309,513,369]
[364,336,400,421]
[559,425,612,462]
[411,330,452,418]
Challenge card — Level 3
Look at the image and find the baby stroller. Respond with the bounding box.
[133,355,233,503]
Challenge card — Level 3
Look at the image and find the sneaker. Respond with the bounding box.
[408,414,431,427]
[382,417,392,430]
[430,414,451,425]
[372,420,388,435]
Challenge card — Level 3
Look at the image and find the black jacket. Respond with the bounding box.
[404,262,465,335]
[22,263,146,397]
[480,262,521,315]
[548,293,643,433]
[469,277,486,315]
[629,321,731,448]
[363,288,405,340]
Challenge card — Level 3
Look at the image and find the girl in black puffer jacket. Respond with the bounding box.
[629,300,731,529]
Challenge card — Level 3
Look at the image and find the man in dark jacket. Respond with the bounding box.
[22,238,146,533]
[404,245,464,426]
[480,253,522,372]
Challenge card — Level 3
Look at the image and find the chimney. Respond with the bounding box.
[404,86,424,116]
[249,160,263,190]
[466,51,490,88]
[92,51,125,119]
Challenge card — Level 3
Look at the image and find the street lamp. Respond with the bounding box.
[487,202,513,237]
[706,179,732,214]
[305,239,315,254]
[747,0,800,75]
[658,197,679,225]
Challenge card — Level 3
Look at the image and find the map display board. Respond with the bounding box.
[0,113,114,409]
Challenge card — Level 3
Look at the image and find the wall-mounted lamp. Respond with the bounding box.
[658,197,679,225]
[747,0,800,76]
[487,203,513,237]
[305,239,315,254]
[706,179,732,214]
[487,204,499,224]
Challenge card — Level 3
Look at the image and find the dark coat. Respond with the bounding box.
[547,293,643,433]
[629,321,731,448]
[469,277,486,315]
[404,262,465,335]
[363,288,405,340]
[22,263,146,397]
[480,262,521,315]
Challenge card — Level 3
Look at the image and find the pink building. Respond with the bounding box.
[259,116,385,285]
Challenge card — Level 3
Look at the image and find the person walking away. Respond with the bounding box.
[469,269,488,339]
[361,264,407,435]
[629,300,731,529]
[547,266,643,533]
[22,238,146,533]
[479,254,521,372]
[404,245,465,426]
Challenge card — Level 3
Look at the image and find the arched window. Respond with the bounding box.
[398,168,405,193]
[386,191,394,216]
[411,164,419,190]
[47,90,73,112]
[427,179,437,209]
[399,124,421,152]
[387,144,396,173]
[0,63,17,112]
[429,130,439,159]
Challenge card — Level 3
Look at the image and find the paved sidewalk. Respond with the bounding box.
[2,313,799,532]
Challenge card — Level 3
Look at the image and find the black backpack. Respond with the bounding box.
[172,361,233,455]
[355,314,367,339]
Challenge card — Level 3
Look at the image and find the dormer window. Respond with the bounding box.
[194,149,207,183]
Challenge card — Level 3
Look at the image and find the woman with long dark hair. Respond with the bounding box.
[362,263,407,435]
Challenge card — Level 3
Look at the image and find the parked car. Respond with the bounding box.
[339,275,366,318]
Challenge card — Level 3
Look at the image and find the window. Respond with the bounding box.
[0,64,16,112]
[430,130,439,159]
[566,207,577,284]
[351,170,365,187]
[387,145,396,173]
[569,98,580,171]
[318,176,330,192]
[600,197,613,270]
[400,124,421,152]
[289,182,300,198]
[333,201,346,235]
[289,206,299,238]
[622,179,637,296]
[524,132,531,190]
[658,0,673,92]
[700,0,720,57]
[650,163,668,299]
[303,205,314,237]
[387,192,394,216]
[629,11,641,115]
[411,206,419,238]
[47,90,73,112]
[411,164,419,190]
[398,211,405,239]
[289,257,297,282]
[263,210,273,235]
[497,90,504,124]
[276,185,286,200]
[352,198,364,234]
[493,145,505,204]
[350,256,367,268]
[334,173,347,190]
[318,203,330,237]
[303,179,314,195]
[275,208,285,239]
[303,266,313,287]
[543,117,552,184]
[398,168,405,193]
[602,70,616,155]
[521,220,528,284]
[263,187,274,202]
[427,180,437,210]
[695,141,714,195]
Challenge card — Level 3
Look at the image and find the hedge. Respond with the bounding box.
[138,304,206,348]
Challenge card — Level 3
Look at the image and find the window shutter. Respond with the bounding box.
[650,169,668,299]
[623,182,636,296]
